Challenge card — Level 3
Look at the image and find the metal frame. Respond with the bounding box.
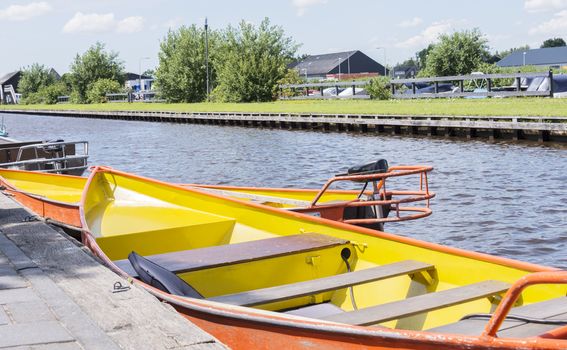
[1,141,89,175]
[391,71,555,99]
[309,165,435,224]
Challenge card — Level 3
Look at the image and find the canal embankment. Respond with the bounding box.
[0,193,226,349]
[2,108,566,142]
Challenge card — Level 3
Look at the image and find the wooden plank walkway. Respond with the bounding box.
[0,193,226,349]
[2,109,566,142]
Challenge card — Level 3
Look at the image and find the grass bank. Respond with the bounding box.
[2,98,567,117]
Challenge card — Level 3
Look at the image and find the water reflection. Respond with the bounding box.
[3,113,566,268]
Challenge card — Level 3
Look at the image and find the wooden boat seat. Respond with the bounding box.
[208,260,434,307]
[428,296,567,338]
[114,232,349,278]
[321,280,510,326]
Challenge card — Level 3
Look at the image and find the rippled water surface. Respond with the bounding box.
[2,112,566,268]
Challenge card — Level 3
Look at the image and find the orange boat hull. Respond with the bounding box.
[1,184,82,229]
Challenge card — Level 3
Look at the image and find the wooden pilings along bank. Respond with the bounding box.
[3,109,567,142]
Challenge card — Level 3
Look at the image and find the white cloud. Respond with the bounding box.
[116,16,144,33]
[292,0,327,16]
[0,1,51,21]
[63,12,145,34]
[398,17,423,28]
[528,9,567,34]
[395,20,454,48]
[525,0,567,12]
[63,12,115,33]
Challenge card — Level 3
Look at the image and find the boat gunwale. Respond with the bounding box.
[0,174,82,207]
[186,165,434,197]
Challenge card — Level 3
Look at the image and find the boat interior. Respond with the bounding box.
[84,168,567,338]
[0,168,86,203]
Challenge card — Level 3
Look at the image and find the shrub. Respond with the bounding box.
[86,79,123,104]
[276,69,303,98]
[39,83,69,104]
[366,77,391,100]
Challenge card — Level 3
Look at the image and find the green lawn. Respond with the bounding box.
[2,98,567,117]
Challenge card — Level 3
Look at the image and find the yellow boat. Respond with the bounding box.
[0,160,434,233]
[0,168,86,228]
[76,166,567,349]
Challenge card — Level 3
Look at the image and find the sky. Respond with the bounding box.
[1,0,567,76]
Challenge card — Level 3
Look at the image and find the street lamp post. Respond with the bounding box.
[205,17,210,101]
[376,47,387,77]
[337,57,342,80]
[139,57,150,92]
[523,52,527,66]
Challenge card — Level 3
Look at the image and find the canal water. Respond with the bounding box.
[2,112,566,268]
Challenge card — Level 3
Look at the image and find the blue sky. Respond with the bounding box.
[1,0,566,76]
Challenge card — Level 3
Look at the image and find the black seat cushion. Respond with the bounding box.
[347,159,389,176]
[128,251,204,299]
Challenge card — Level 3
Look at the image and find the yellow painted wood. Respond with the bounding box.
[0,169,85,203]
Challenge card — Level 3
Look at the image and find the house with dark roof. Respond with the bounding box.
[0,68,61,104]
[290,50,388,79]
[393,64,418,79]
[497,46,567,68]
[0,71,22,104]
[125,72,154,91]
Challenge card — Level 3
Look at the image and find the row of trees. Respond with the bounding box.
[20,43,124,104]
[20,18,297,104]
[366,34,566,99]
[404,33,566,78]
[157,18,298,103]
[18,22,565,104]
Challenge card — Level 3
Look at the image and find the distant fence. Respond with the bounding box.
[106,91,165,103]
[391,71,555,99]
[57,91,165,104]
[57,96,70,104]
[278,81,370,100]
[278,71,556,100]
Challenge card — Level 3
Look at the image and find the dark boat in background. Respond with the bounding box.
[0,138,89,176]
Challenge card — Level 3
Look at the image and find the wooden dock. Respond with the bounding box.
[0,193,226,349]
[3,109,567,142]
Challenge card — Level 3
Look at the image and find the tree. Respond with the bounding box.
[18,63,56,98]
[212,18,299,102]
[155,25,216,103]
[276,69,303,98]
[142,69,156,78]
[396,58,418,68]
[541,38,566,48]
[422,29,489,77]
[86,79,123,103]
[39,83,69,104]
[69,42,125,103]
[416,44,435,70]
[366,77,391,100]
